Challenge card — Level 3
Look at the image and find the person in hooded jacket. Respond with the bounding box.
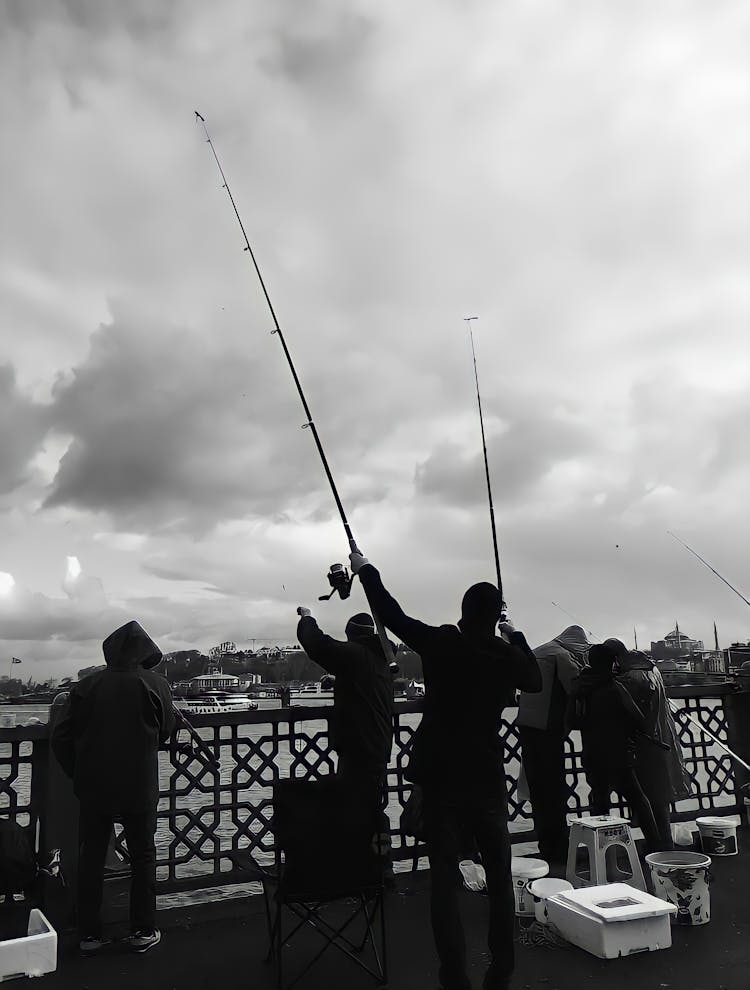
[350,551,541,990]
[608,639,688,850]
[516,626,590,865]
[570,643,662,853]
[51,620,175,956]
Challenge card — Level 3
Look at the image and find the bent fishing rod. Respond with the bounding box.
[194,112,394,661]
[464,317,504,608]
[668,531,750,608]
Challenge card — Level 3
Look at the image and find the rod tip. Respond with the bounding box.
[194,110,205,121]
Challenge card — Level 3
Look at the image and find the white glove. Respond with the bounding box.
[297,606,311,618]
[349,551,370,575]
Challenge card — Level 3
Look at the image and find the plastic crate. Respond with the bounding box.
[0,909,57,982]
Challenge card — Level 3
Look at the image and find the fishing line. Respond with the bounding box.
[194,112,394,660]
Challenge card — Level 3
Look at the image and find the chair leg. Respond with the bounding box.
[276,903,283,990]
[379,892,388,985]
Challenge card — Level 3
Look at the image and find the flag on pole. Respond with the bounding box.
[11,657,22,664]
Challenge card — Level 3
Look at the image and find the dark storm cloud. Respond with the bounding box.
[263,8,376,92]
[415,411,594,507]
[0,364,48,494]
[2,0,179,39]
[42,309,326,529]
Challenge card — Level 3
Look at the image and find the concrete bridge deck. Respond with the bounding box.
[27,835,749,990]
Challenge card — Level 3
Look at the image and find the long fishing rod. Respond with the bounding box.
[668,531,750,608]
[668,699,750,774]
[464,317,503,606]
[194,112,394,660]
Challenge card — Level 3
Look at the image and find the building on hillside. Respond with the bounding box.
[191,671,240,691]
[651,625,704,663]
[695,650,728,675]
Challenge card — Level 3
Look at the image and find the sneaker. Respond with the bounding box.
[128,929,161,953]
[79,934,111,955]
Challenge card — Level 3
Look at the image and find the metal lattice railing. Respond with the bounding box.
[0,689,745,897]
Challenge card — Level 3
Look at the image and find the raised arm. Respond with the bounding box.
[351,557,442,656]
[296,611,356,675]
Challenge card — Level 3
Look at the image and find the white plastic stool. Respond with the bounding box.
[566,815,646,891]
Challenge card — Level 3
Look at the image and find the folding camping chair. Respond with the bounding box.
[257,776,388,990]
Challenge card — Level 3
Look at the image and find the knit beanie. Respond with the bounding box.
[345,613,375,641]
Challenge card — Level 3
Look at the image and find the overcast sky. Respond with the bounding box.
[1,0,748,680]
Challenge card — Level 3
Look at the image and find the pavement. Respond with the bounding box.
[10,838,750,990]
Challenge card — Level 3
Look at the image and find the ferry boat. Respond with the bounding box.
[174,692,258,715]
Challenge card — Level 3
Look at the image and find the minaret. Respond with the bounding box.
[714,621,719,651]
[634,626,638,650]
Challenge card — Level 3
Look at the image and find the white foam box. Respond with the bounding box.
[0,909,57,982]
[546,882,677,959]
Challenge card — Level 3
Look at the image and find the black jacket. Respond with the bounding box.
[570,667,644,770]
[297,616,393,779]
[51,621,175,814]
[359,565,542,800]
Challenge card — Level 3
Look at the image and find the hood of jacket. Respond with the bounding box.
[553,625,590,661]
[102,620,162,671]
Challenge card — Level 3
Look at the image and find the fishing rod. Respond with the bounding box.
[463,317,503,607]
[194,112,394,662]
[173,706,221,768]
[668,699,750,774]
[667,531,750,608]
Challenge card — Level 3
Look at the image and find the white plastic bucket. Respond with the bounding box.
[511,857,548,915]
[528,877,573,924]
[695,816,738,856]
[645,851,711,926]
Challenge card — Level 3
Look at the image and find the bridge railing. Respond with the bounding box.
[1,685,748,898]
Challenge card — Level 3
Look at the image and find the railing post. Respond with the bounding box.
[723,685,750,807]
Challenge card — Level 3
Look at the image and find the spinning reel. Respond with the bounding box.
[318,563,354,601]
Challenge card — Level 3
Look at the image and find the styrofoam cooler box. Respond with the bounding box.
[0,909,57,982]
[546,883,677,959]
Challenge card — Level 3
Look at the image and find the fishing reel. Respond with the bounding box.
[318,563,353,601]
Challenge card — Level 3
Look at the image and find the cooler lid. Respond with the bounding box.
[552,883,677,922]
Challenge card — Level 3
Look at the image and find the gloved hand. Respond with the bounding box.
[349,551,370,575]
[498,619,516,641]
[297,606,311,618]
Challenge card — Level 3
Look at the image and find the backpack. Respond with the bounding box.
[0,818,37,894]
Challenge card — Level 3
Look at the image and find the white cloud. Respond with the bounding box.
[0,0,748,674]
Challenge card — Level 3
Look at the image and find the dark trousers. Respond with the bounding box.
[423,791,514,990]
[634,748,675,851]
[586,762,663,853]
[77,805,157,936]
[519,725,570,863]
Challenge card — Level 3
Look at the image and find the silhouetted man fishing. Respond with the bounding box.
[296,607,394,809]
[569,642,663,853]
[350,551,541,990]
[51,620,175,956]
